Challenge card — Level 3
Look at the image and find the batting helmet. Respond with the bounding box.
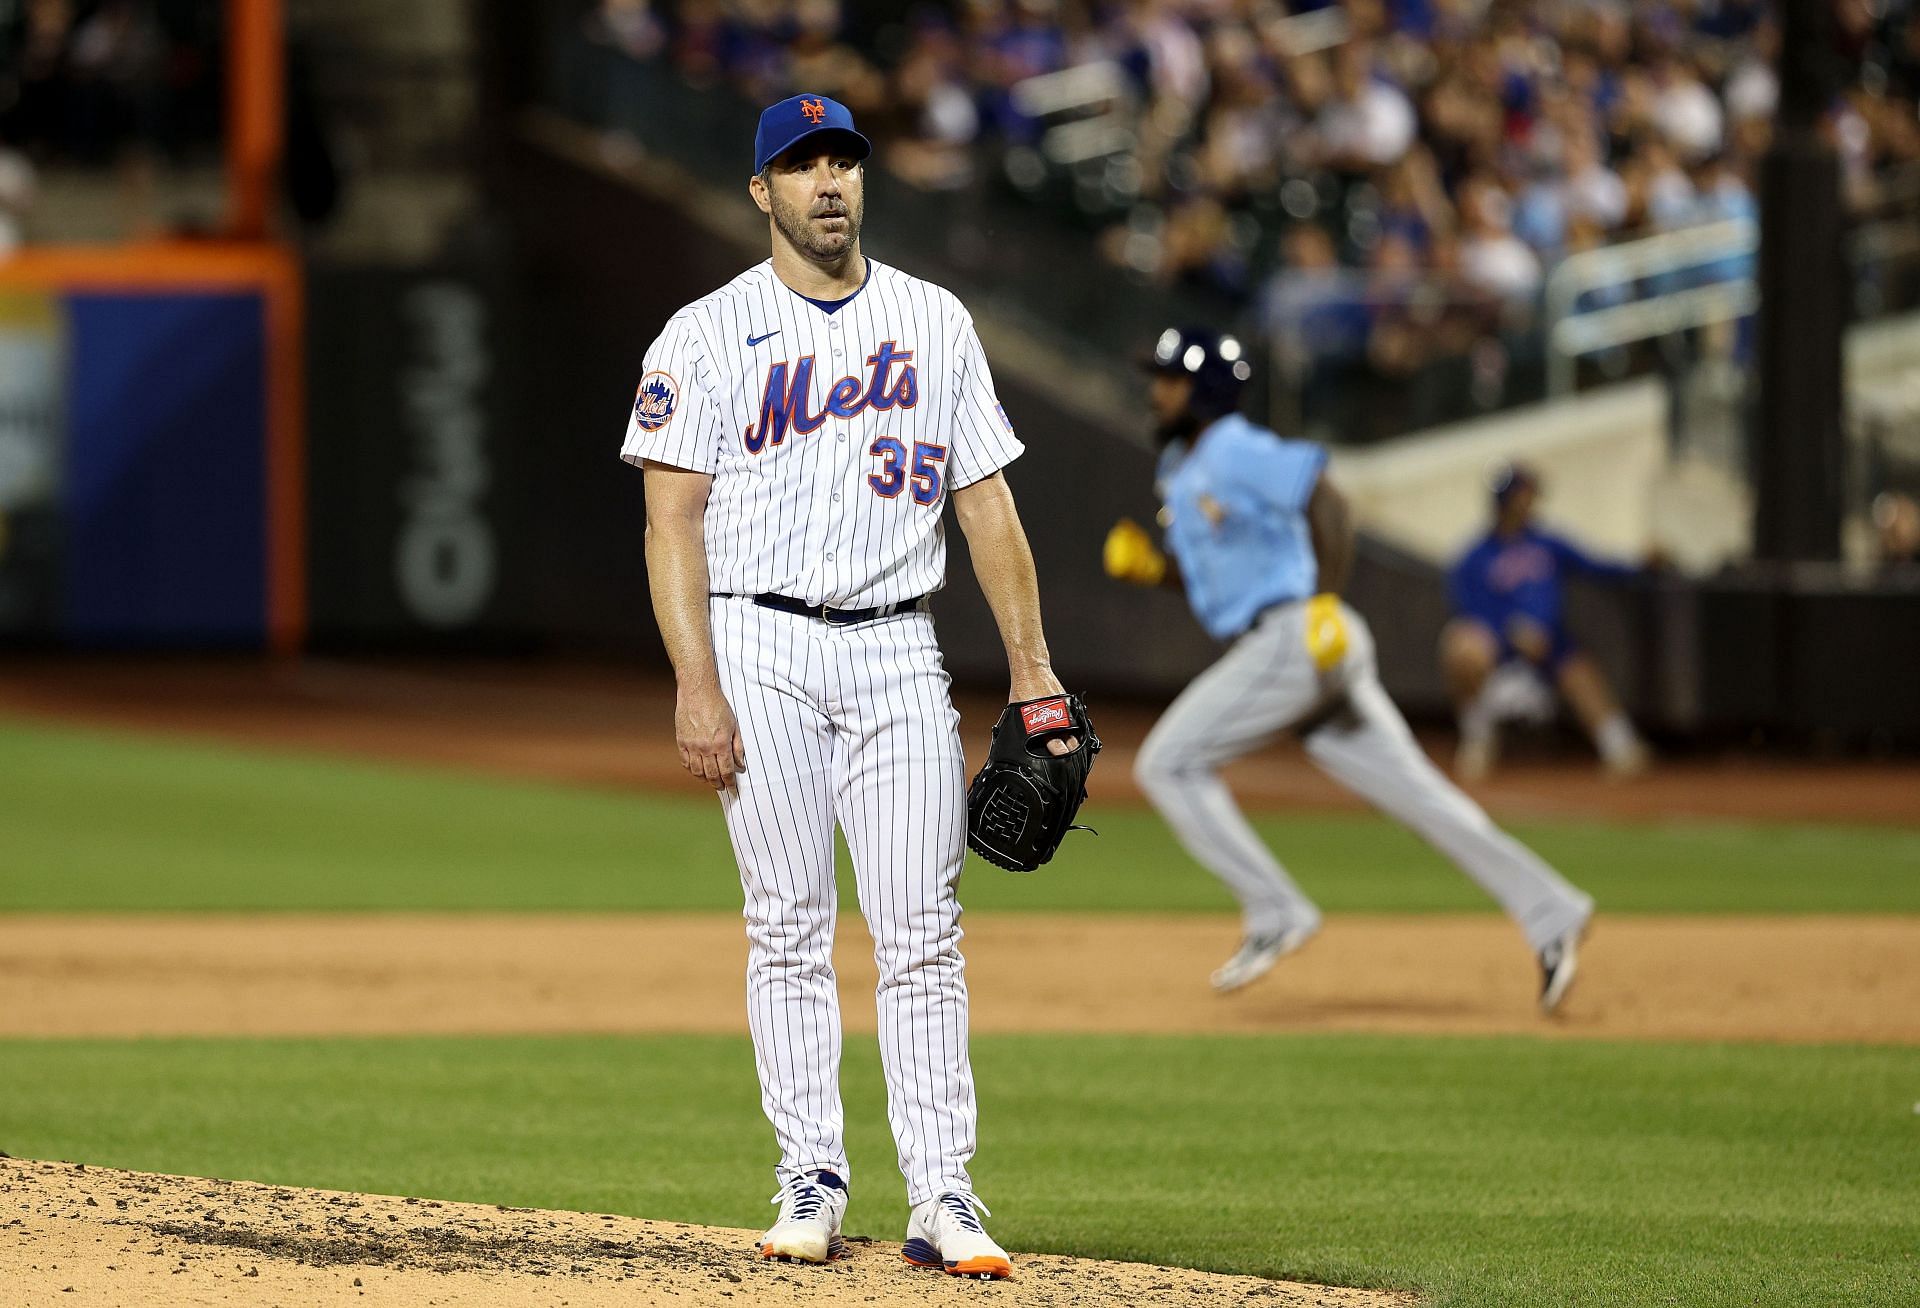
[1146,326,1253,421]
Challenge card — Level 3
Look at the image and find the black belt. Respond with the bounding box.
[722,592,926,625]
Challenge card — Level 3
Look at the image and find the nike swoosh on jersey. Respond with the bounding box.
[746,330,781,347]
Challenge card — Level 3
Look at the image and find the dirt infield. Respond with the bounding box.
[4,912,1917,1045]
[4,656,1917,826]
[2,1159,1408,1308]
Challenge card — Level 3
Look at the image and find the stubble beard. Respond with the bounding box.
[771,189,862,264]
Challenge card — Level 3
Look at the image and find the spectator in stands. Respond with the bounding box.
[2,0,75,159]
[1115,0,1208,111]
[1874,491,1920,571]
[570,0,1920,434]
[1885,4,1920,101]
[1650,54,1723,164]
[966,0,1073,142]
[63,0,163,167]
[1442,463,1652,781]
[1314,39,1417,173]
[1511,157,1571,262]
[1456,174,1541,308]
[0,0,218,177]
[1156,193,1252,298]
[786,0,885,116]
[1264,223,1370,365]
[666,0,729,87]
[1362,230,1465,430]
[591,0,666,61]
[0,140,34,258]
[1626,134,1696,232]
[1686,151,1758,278]
[1722,20,1780,126]
[1111,0,1209,195]
[1194,23,1286,197]
[887,17,981,190]
[1561,127,1629,231]
[1374,145,1455,251]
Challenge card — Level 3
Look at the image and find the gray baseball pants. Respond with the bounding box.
[1134,599,1593,950]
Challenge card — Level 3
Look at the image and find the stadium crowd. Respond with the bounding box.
[0,0,225,252]
[585,0,1920,423]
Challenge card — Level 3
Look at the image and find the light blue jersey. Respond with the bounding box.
[1155,413,1327,641]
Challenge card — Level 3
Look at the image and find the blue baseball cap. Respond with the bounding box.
[753,93,872,175]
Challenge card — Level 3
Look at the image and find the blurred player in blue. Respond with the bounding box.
[1442,464,1651,781]
[1103,327,1593,1013]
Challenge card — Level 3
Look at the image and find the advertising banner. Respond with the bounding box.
[306,263,535,649]
[0,290,62,639]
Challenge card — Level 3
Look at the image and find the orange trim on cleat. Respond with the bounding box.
[763,1242,838,1263]
[945,1256,1013,1279]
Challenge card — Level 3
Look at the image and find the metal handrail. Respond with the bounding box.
[1544,218,1758,396]
[1550,282,1759,356]
[1008,62,1130,119]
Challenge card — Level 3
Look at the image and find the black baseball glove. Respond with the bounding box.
[966,694,1102,872]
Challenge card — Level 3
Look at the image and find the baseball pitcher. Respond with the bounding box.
[622,93,1079,1281]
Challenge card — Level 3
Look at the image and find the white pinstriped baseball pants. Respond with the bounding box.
[710,596,976,1206]
[1135,599,1593,950]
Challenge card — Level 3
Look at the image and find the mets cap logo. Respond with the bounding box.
[633,371,678,431]
[800,98,827,123]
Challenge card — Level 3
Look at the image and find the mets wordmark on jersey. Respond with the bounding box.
[620,260,1024,609]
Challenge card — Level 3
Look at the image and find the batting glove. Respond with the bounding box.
[1304,593,1349,671]
[1103,518,1168,587]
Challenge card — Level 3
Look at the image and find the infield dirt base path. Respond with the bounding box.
[4,912,1917,1045]
[1,1159,1409,1308]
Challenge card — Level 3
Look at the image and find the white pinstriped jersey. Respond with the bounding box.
[620,259,1025,608]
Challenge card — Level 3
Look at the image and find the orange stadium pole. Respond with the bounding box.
[262,247,307,657]
[225,0,305,653]
[225,0,285,240]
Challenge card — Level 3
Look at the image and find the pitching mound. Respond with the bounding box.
[2,1158,1410,1307]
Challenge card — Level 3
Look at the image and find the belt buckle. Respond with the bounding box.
[819,601,839,625]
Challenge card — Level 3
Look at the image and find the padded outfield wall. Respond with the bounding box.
[0,245,304,654]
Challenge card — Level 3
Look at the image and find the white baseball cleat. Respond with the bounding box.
[1210,922,1320,993]
[1538,925,1585,1014]
[901,1191,1012,1280]
[760,1169,849,1263]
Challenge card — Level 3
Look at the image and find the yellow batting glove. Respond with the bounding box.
[1103,518,1167,587]
[1304,593,1349,671]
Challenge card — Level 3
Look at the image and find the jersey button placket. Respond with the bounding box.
[815,409,850,598]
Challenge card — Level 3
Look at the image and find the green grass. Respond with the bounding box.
[2,1033,1915,1307]
[6,715,1915,1305]
[4,714,1918,914]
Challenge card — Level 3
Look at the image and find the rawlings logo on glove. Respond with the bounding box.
[966,694,1102,873]
[1020,697,1071,733]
